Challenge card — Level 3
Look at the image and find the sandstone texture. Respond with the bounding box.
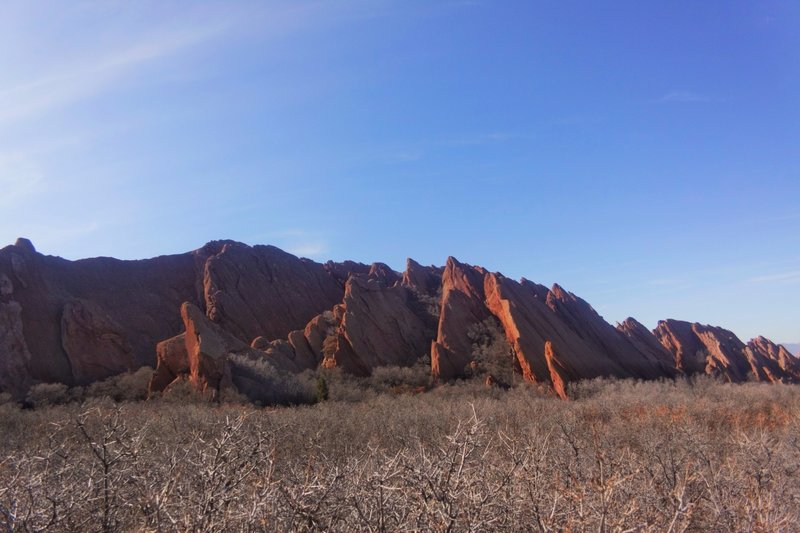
[0,239,344,390]
[1,238,797,400]
[654,320,800,383]
[202,242,343,342]
[149,302,303,401]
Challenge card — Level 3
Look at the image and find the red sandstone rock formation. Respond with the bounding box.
[544,341,568,400]
[434,259,684,391]
[431,258,491,380]
[149,302,304,400]
[0,299,32,398]
[61,299,135,385]
[148,333,189,393]
[0,239,344,390]
[402,258,443,297]
[616,317,678,376]
[654,320,800,383]
[368,262,401,286]
[202,242,343,342]
[336,276,430,372]
[1,238,796,400]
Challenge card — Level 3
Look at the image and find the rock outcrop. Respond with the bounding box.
[431,258,491,380]
[616,317,678,376]
[654,320,800,383]
[61,299,136,384]
[149,302,305,401]
[0,239,345,389]
[0,239,201,385]
[402,258,443,296]
[1,238,797,400]
[431,259,682,392]
[0,300,32,398]
[202,242,343,342]
[326,275,432,374]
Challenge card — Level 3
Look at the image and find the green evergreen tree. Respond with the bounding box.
[315,376,329,402]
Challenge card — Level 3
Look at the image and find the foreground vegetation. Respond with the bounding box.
[1,377,799,532]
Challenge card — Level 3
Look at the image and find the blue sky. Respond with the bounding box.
[0,1,798,342]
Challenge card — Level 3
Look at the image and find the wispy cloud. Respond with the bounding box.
[245,228,330,259]
[659,91,710,103]
[748,271,800,284]
[287,242,329,258]
[0,23,229,124]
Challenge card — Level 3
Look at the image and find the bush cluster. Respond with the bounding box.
[1,378,799,531]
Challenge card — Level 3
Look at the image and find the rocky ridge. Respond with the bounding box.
[0,238,797,400]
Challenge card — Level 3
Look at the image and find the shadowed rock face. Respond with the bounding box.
[61,299,135,384]
[0,300,32,398]
[1,239,797,399]
[402,258,443,296]
[202,242,344,342]
[0,239,200,385]
[0,239,344,389]
[616,317,678,377]
[149,302,304,401]
[331,275,431,374]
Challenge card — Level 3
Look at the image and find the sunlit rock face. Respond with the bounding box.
[654,320,800,383]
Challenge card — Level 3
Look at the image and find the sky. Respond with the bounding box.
[0,0,798,343]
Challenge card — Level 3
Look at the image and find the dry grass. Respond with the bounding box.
[1,377,799,531]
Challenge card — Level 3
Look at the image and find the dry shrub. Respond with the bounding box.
[1,379,799,531]
[25,382,69,407]
[85,366,154,402]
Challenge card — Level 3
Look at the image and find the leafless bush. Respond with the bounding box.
[85,367,154,402]
[25,382,69,407]
[228,354,315,405]
[1,379,799,531]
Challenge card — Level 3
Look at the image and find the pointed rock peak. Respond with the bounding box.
[619,317,646,331]
[445,256,463,270]
[368,262,400,286]
[442,256,487,299]
[747,336,791,357]
[547,283,579,306]
[402,257,443,295]
[345,272,379,293]
[14,238,35,254]
[444,256,488,276]
[406,257,422,270]
[655,318,691,331]
[550,283,568,297]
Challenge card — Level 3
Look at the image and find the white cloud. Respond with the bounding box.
[748,271,800,284]
[659,91,710,103]
[287,242,328,258]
